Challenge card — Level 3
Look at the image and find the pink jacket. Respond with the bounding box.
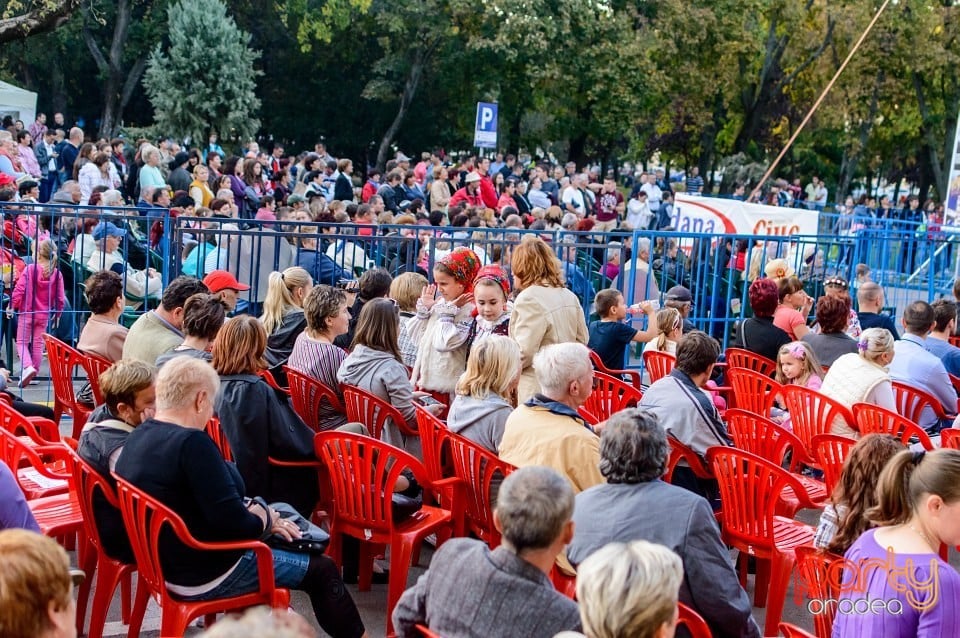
[11,264,65,316]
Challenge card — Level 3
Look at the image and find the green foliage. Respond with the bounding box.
[142,0,261,144]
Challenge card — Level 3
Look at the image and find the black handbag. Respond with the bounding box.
[264,501,330,554]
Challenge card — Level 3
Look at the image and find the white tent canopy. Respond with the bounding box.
[0,80,37,127]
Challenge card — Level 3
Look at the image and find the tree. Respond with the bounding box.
[142,0,260,145]
[0,0,82,44]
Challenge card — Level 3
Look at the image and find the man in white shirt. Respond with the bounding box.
[560,175,586,217]
[641,178,663,216]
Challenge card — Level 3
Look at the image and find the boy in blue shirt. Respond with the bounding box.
[588,289,656,371]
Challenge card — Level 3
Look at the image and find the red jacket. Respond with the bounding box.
[448,187,483,209]
[361,180,378,203]
[478,174,498,209]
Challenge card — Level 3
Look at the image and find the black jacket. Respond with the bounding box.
[215,374,318,516]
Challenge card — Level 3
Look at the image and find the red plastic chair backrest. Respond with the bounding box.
[779,623,817,638]
[342,384,417,441]
[706,447,812,550]
[780,386,855,450]
[725,347,777,377]
[794,546,843,638]
[809,434,855,495]
[314,431,428,533]
[726,409,809,469]
[413,403,449,486]
[0,400,59,445]
[445,431,515,548]
[69,449,120,558]
[642,350,676,383]
[0,427,72,492]
[942,428,960,450]
[283,366,344,433]
[205,417,233,462]
[727,367,782,414]
[664,435,713,483]
[891,381,951,422]
[677,602,712,638]
[43,333,88,416]
[588,349,641,390]
[950,336,960,349]
[258,369,289,394]
[578,371,642,424]
[81,352,114,406]
[851,403,934,450]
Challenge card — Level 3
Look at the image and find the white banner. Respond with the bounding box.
[673,194,820,236]
[946,109,960,224]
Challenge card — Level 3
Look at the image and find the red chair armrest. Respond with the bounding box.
[267,457,323,469]
[29,445,74,481]
[26,417,60,442]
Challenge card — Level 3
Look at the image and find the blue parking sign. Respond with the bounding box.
[474,102,498,149]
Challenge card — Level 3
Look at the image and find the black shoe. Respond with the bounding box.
[342,570,390,585]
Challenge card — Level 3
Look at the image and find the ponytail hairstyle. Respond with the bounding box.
[655,307,682,352]
[35,239,57,278]
[868,448,960,528]
[259,266,312,334]
[827,434,905,555]
[774,341,824,385]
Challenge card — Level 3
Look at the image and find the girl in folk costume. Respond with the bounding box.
[410,247,481,398]
[466,265,512,353]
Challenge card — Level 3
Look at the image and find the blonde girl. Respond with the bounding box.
[775,341,824,390]
[409,247,481,397]
[259,266,313,380]
[10,240,65,386]
[647,307,682,355]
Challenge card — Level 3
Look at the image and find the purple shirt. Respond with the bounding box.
[830,528,960,637]
[0,463,40,532]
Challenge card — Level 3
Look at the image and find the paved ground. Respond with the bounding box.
[13,361,843,637]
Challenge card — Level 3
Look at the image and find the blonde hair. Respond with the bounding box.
[857,327,895,365]
[456,335,520,400]
[654,307,682,352]
[775,341,824,385]
[34,239,57,277]
[155,356,220,411]
[260,267,312,334]
[0,529,73,638]
[390,272,428,312]
[576,540,683,638]
[510,235,564,290]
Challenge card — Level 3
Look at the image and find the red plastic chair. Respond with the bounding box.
[414,625,443,638]
[446,430,516,549]
[0,424,72,500]
[283,366,345,432]
[792,545,843,638]
[725,347,777,377]
[113,475,290,637]
[677,602,712,638]
[588,349,641,390]
[950,336,960,349]
[258,368,289,394]
[942,428,960,450]
[205,416,234,462]
[0,399,61,447]
[779,386,855,459]
[727,367,782,414]
[315,431,453,635]
[642,350,675,383]
[70,451,137,638]
[851,403,935,450]
[664,435,713,484]
[726,409,827,516]
[809,434,855,496]
[892,381,956,423]
[80,352,114,407]
[342,384,418,442]
[413,403,462,543]
[706,447,816,637]
[780,624,817,638]
[578,371,642,424]
[44,333,93,439]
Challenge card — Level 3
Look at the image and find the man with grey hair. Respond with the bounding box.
[393,466,582,637]
[567,409,760,638]
[613,235,659,305]
[499,342,602,493]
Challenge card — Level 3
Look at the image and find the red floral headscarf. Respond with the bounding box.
[438,247,482,292]
[474,264,511,298]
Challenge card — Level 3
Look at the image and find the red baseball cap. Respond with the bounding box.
[203,270,250,293]
[0,173,15,187]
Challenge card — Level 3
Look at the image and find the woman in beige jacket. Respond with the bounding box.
[509,236,589,402]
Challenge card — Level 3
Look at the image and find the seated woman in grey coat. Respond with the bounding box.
[446,335,521,454]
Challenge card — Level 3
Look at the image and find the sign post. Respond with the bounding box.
[473,102,498,151]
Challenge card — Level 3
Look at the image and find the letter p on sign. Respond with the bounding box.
[474,102,498,149]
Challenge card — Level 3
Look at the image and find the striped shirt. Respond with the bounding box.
[287,332,348,430]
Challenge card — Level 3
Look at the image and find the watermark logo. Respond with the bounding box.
[793,547,940,616]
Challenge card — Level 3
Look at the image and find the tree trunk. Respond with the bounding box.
[837,71,884,202]
[375,46,429,172]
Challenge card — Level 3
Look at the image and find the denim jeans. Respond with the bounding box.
[183,548,309,601]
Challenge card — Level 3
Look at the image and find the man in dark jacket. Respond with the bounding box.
[167,151,192,193]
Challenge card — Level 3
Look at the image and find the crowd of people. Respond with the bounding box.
[5,124,960,638]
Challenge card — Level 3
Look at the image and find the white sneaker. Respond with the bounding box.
[19,366,37,388]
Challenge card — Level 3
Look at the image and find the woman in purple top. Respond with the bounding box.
[831,449,960,637]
